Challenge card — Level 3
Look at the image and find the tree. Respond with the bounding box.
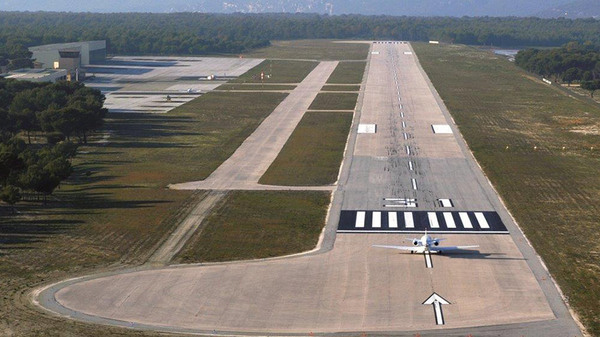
[563,68,581,86]
[0,185,21,213]
[581,80,600,98]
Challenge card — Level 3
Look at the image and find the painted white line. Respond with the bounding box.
[372,212,382,228]
[400,112,404,118]
[355,211,366,228]
[388,212,398,228]
[402,121,406,128]
[434,301,444,324]
[428,212,440,228]
[443,212,456,228]
[384,198,416,201]
[411,178,418,190]
[403,133,408,140]
[459,212,473,229]
[399,104,403,109]
[474,212,490,229]
[438,198,453,207]
[425,252,433,268]
[404,212,414,228]
[384,204,416,208]
[409,161,414,171]
[405,145,411,155]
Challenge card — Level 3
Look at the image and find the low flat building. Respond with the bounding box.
[4,68,68,83]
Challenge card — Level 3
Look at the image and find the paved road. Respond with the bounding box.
[170,61,338,191]
[35,43,583,336]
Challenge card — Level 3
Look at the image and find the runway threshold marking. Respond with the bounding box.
[337,210,508,233]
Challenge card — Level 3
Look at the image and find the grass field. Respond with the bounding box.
[216,83,296,91]
[326,62,367,84]
[259,112,353,186]
[0,90,286,336]
[309,93,358,111]
[321,85,361,92]
[244,40,370,61]
[174,191,330,263]
[413,42,600,336]
[232,60,317,84]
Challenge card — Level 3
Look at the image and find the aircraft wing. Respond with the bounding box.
[433,245,479,252]
[372,245,416,251]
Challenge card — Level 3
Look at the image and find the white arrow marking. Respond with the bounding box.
[422,293,450,325]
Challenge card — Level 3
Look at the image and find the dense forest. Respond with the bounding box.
[516,42,600,97]
[1,12,600,56]
[0,79,107,207]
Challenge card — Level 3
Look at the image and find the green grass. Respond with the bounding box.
[326,62,367,84]
[308,93,358,111]
[232,60,318,84]
[174,191,330,263]
[244,40,370,61]
[413,42,600,336]
[216,84,296,91]
[0,90,286,336]
[321,85,361,92]
[259,111,353,186]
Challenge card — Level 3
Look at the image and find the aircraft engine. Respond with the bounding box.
[413,239,419,246]
[433,240,440,246]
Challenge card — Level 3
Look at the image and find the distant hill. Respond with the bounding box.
[536,0,600,19]
[0,0,579,16]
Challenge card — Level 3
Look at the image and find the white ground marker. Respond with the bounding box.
[372,212,382,228]
[428,212,440,228]
[438,199,453,207]
[411,179,418,190]
[424,251,433,268]
[459,212,473,229]
[405,145,411,155]
[355,211,366,228]
[404,212,414,228]
[422,293,450,325]
[474,212,490,229]
[443,212,456,228]
[402,121,406,128]
[388,212,398,228]
[408,161,414,171]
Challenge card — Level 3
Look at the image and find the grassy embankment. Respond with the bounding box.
[321,85,361,92]
[216,84,296,91]
[309,93,359,110]
[175,191,330,262]
[244,39,370,61]
[413,42,600,336]
[232,59,317,84]
[0,89,286,336]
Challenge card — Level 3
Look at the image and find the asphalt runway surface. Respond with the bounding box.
[35,43,583,336]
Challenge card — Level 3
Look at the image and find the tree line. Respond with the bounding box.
[516,42,600,97]
[2,12,600,57]
[0,79,107,207]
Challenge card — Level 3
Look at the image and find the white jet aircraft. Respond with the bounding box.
[373,231,479,254]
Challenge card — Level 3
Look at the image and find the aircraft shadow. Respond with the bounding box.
[434,250,526,261]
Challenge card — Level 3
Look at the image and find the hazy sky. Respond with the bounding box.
[0,0,582,17]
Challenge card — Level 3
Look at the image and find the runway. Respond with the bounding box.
[35,42,582,336]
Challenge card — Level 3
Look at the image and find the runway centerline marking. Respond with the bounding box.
[424,251,433,268]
